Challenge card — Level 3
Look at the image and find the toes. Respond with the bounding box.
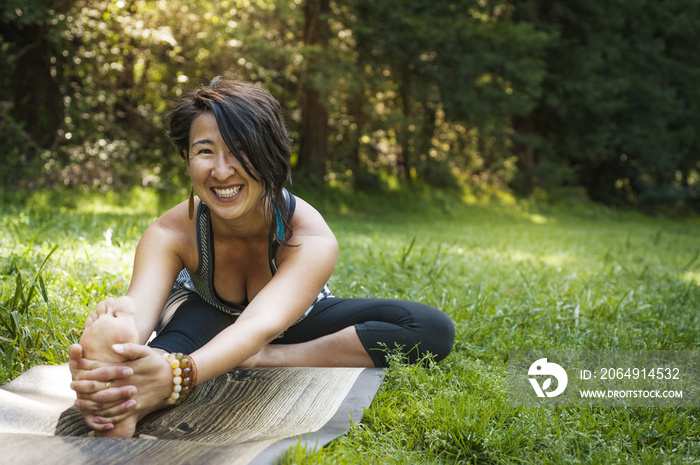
[87,298,119,327]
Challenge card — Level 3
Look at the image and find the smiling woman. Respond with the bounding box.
[187,111,267,226]
[68,77,455,439]
[169,78,293,242]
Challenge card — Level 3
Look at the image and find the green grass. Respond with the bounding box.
[0,187,160,382]
[1,187,699,463]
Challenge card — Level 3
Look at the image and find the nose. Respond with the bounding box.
[211,152,236,180]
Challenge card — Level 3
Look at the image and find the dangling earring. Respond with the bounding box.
[188,187,195,220]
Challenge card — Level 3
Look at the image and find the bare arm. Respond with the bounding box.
[70,202,193,429]
[191,196,339,383]
[126,212,190,343]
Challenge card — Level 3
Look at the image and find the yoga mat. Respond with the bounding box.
[0,364,384,465]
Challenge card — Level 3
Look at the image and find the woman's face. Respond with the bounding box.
[187,111,265,223]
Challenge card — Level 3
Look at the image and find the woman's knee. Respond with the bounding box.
[374,300,455,364]
[420,306,455,362]
[414,304,455,361]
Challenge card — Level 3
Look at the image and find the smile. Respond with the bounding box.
[212,186,242,198]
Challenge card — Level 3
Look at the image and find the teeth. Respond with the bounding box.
[213,186,241,198]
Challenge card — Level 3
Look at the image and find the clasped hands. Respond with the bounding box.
[68,343,171,432]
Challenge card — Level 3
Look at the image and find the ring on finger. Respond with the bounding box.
[104,381,111,390]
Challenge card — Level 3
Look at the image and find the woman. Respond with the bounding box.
[69,78,455,437]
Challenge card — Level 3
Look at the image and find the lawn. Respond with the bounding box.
[1,187,699,463]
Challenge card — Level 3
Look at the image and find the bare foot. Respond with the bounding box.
[79,297,140,437]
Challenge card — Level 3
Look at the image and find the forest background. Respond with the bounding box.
[2,0,699,213]
[2,2,700,462]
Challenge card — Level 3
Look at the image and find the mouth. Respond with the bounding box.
[212,185,242,199]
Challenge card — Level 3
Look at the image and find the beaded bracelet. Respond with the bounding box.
[164,352,198,405]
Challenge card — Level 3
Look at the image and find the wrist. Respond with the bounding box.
[163,352,198,405]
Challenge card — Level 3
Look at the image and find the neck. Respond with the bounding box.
[209,205,270,242]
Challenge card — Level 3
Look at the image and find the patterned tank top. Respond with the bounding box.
[172,188,333,318]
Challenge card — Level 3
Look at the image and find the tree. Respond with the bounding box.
[0,0,73,184]
[2,0,697,211]
[2,0,307,190]
[350,0,549,188]
[516,0,700,209]
[297,0,331,181]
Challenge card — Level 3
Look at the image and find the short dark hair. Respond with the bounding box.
[168,77,293,242]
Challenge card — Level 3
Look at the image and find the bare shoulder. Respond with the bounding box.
[142,199,197,260]
[289,195,335,240]
[276,195,338,270]
[151,200,191,234]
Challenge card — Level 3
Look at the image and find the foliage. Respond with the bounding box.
[1,0,699,211]
[2,187,699,461]
[347,0,550,188]
[516,0,700,211]
[2,0,306,192]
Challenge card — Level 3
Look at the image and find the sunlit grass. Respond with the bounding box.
[0,188,162,383]
[1,187,699,462]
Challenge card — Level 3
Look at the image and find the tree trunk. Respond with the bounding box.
[9,24,63,150]
[396,66,413,181]
[347,90,365,172]
[7,0,73,153]
[298,0,330,182]
[511,116,536,195]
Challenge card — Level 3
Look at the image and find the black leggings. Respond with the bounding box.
[150,294,455,367]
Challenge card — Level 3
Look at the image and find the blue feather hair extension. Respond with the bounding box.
[274,204,285,240]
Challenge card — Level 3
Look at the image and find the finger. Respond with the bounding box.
[75,397,121,413]
[73,380,125,401]
[91,399,137,424]
[83,414,114,432]
[73,385,136,413]
[112,342,153,361]
[70,379,111,395]
[71,379,136,398]
[71,364,134,384]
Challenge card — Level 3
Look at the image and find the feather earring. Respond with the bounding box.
[188,187,195,220]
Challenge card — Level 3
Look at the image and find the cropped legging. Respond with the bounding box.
[149,293,455,367]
